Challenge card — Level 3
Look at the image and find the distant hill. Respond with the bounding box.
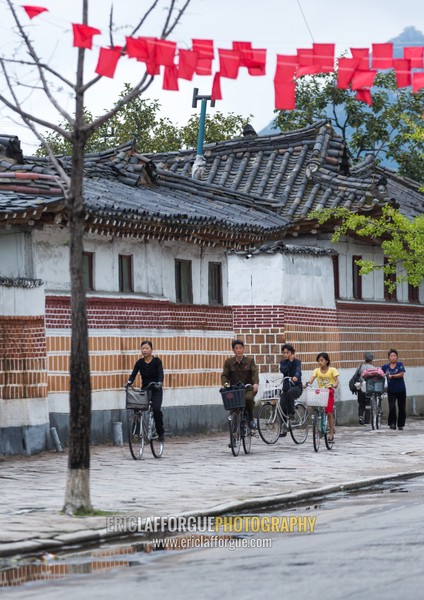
[260,26,424,137]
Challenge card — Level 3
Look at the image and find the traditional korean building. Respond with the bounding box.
[1,121,423,455]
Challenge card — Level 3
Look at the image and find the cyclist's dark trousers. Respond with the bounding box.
[357,390,370,424]
[245,390,256,422]
[148,388,165,436]
[280,385,302,416]
[388,391,406,428]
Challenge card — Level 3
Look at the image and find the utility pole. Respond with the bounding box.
[191,88,215,178]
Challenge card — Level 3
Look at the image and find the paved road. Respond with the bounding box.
[4,477,424,599]
[1,421,424,556]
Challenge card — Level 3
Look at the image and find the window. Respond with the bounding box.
[83,252,94,291]
[208,262,223,305]
[175,259,193,303]
[352,255,362,300]
[408,283,420,304]
[332,255,340,300]
[119,254,133,293]
[384,258,397,302]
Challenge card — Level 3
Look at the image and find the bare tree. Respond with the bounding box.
[0,0,191,514]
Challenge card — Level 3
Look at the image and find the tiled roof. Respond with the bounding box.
[149,121,424,221]
[1,121,423,248]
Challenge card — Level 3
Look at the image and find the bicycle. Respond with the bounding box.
[126,382,164,459]
[305,384,334,452]
[362,376,385,430]
[220,384,255,457]
[257,376,308,445]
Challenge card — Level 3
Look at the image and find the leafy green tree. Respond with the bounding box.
[311,204,424,291]
[274,71,424,182]
[37,83,250,156]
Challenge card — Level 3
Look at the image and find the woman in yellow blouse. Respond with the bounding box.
[306,352,339,442]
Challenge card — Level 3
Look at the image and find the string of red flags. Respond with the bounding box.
[21,5,424,110]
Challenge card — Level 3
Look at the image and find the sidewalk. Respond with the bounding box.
[1,420,424,557]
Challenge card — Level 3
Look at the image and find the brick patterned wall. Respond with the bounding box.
[46,333,233,393]
[45,296,233,331]
[0,316,48,400]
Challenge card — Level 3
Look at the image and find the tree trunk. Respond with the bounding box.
[62,134,92,515]
[63,1,92,515]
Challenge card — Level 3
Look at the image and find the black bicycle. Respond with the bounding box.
[126,382,164,459]
[220,384,254,457]
[363,376,385,430]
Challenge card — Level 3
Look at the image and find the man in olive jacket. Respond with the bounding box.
[222,339,259,429]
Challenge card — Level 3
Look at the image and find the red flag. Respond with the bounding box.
[412,72,424,93]
[247,49,267,76]
[22,5,48,19]
[218,49,241,79]
[126,37,149,61]
[163,65,179,90]
[155,39,176,67]
[351,70,376,90]
[404,46,424,68]
[195,58,213,76]
[72,24,101,49]
[274,80,296,110]
[313,43,335,72]
[211,72,222,100]
[356,89,372,105]
[233,41,252,66]
[372,43,393,69]
[275,55,297,83]
[393,58,411,88]
[350,48,370,70]
[178,49,197,80]
[296,48,320,76]
[337,57,360,89]
[95,47,122,78]
[192,39,214,59]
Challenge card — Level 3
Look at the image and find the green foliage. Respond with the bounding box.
[310,205,424,290]
[274,70,424,182]
[37,84,250,156]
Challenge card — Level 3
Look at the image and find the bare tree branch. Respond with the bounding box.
[0,57,75,90]
[109,4,114,48]
[163,0,192,38]
[130,0,161,37]
[5,0,75,125]
[160,0,176,39]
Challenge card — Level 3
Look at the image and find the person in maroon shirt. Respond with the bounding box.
[127,340,165,441]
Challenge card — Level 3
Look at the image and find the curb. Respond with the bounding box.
[1,468,423,558]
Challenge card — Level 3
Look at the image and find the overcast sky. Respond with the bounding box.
[1,0,423,153]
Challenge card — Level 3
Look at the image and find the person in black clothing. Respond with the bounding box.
[279,344,302,424]
[126,340,165,442]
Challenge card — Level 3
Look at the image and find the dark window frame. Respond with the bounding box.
[208,262,223,305]
[119,254,134,293]
[332,254,340,300]
[175,259,193,304]
[352,255,362,300]
[83,251,94,291]
[408,283,420,304]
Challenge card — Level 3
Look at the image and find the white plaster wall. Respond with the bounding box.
[0,283,45,316]
[0,397,49,427]
[32,227,228,304]
[227,252,335,307]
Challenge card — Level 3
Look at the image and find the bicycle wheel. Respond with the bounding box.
[312,411,321,452]
[229,411,241,456]
[257,402,281,445]
[242,413,252,455]
[128,412,144,460]
[289,402,309,445]
[324,413,334,450]
[149,412,164,458]
[370,395,377,431]
[375,397,382,430]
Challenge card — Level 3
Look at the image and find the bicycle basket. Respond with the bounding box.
[306,387,330,407]
[260,376,282,401]
[220,387,246,411]
[126,388,151,410]
[365,377,385,394]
